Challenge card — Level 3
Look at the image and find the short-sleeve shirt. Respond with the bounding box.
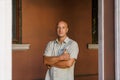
[44,37,79,80]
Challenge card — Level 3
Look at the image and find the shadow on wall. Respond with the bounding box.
[26,0,89,8]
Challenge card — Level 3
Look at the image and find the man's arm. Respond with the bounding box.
[43,52,70,66]
[43,56,61,66]
[51,58,75,68]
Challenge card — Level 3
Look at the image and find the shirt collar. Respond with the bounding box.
[55,37,70,44]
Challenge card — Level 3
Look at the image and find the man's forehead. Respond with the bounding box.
[58,21,68,27]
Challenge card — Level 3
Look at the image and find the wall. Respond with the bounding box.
[12,0,98,80]
[104,0,115,79]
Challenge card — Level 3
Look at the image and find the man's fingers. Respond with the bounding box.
[64,49,67,54]
[46,65,51,69]
[60,49,70,60]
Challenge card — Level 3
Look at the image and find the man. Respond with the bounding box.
[43,20,79,80]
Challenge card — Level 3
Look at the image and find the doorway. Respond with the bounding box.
[12,0,99,80]
[12,0,115,80]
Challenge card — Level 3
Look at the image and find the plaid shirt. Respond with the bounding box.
[44,37,79,80]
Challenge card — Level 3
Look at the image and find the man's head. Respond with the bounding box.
[57,20,69,38]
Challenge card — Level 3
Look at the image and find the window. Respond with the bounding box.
[12,0,22,44]
[92,0,98,44]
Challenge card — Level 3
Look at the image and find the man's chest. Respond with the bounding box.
[53,43,66,56]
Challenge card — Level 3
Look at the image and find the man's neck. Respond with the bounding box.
[58,36,67,44]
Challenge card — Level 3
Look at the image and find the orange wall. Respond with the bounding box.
[104,0,115,79]
[12,0,98,80]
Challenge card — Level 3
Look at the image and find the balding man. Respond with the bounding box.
[43,20,79,80]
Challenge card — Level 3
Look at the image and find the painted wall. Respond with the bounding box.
[104,0,115,79]
[12,0,98,80]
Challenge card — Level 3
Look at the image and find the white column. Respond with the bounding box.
[115,0,120,80]
[98,0,104,80]
[0,0,12,80]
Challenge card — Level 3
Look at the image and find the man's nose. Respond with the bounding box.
[59,28,62,31]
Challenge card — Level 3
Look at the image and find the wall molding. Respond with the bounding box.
[88,44,98,49]
[12,44,30,50]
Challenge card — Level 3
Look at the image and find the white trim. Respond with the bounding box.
[0,0,12,80]
[98,0,104,80]
[115,0,120,80]
[12,44,31,50]
[88,44,98,49]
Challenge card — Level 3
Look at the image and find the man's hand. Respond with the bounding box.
[44,49,70,66]
[46,64,51,69]
[59,49,70,60]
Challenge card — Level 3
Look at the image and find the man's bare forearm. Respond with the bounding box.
[44,52,70,66]
[52,58,75,68]
[52,60,69,68]
[44,56,62,65]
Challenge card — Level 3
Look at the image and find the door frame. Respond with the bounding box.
[98,0,104,80]
[0,0,117,80]
[0,0,12,80]
[115,0,120,80]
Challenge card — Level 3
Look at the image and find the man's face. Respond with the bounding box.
[57,21,68,38]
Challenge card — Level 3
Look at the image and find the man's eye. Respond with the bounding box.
[63,27,65,29]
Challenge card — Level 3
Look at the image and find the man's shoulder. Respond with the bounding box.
[47,40,56,45]
[69,38,78,45]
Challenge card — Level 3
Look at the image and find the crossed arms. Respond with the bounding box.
[43,50,75,68]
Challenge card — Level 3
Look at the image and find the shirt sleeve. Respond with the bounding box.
[67,41,79,59]
[44,41,53,56]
